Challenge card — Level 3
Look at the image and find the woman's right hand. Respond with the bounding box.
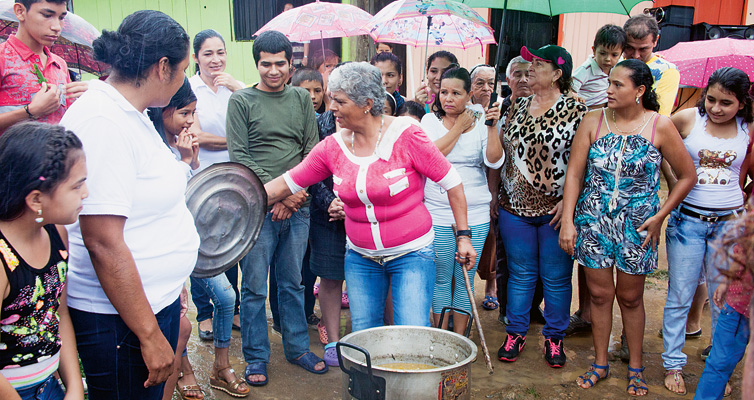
[713,282,729,309]
[558,221,577,256]
[414,83,429,104]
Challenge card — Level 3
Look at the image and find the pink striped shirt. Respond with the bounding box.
[285,117,461,256]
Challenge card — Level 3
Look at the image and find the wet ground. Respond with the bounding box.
[176,185,746,399]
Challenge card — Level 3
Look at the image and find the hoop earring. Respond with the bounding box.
[636,96,640,104]
[35,209,43,224]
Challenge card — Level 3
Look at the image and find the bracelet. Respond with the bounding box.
[24,104,36,120]
[455,229,472,239]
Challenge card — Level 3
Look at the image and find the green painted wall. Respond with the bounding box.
[72,0,260,84]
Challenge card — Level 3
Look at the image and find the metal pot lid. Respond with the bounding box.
[185,162,267,278]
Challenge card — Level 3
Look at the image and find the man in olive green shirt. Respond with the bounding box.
[226,31,325,384]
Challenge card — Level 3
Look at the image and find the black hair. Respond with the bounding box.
[697,67,753,124]
[15,0,67,9]
[426,50,458,72]
[370,52,402,76]
[291,67,323,87]
[555,70,572,95]
[624,14,659,41]
[402,100,426,120]
[615,59,660,112]
[310,49,339,72]
[375,42,393,50]
[148,76,197,146]
[0,122,82,221]
[594,24,627,50]
[253,30,292,66]
[433,67,471,119]
[384,91,399,116]
[193,29,225,75]
[93,10,189,85]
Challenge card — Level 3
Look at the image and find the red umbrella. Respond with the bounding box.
[657,38,754,88]
[0,1,108,76]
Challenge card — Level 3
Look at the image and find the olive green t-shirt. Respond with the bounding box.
[226,84,319,199]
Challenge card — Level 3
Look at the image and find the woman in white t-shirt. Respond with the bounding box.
[421,67,503,335]
[60,11,200,400]
[187,30,244,341]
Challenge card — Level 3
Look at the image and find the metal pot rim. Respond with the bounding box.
[338,325,478,374]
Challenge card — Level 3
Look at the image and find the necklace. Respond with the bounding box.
[352,116,384,155]
[611,109,648,135]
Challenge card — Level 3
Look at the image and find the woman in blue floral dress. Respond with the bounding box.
[559,59,696,396]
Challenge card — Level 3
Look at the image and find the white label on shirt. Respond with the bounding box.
[389,177,410,196]
[333,175,343,185]
[383,168,406,180]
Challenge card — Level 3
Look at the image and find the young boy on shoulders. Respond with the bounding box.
[0,0,87,133]
[571,24,626,110]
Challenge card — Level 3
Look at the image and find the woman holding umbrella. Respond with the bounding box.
[559,59,695,396]
[413,51,458,113]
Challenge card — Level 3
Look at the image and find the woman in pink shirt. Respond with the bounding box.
[265,62,475,331]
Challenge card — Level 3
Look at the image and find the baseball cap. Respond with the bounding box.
[520,45,573,79]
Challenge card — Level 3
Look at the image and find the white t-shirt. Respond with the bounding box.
[61,80,200,314]
[421,104,504,226]
[189,74,242,172]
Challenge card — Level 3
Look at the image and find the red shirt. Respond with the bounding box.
[0,35,71,127]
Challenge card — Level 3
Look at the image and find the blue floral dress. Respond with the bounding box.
[574,111,662,275]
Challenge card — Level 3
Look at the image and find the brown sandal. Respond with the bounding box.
[176,371,204,400]
[210,365,250,398]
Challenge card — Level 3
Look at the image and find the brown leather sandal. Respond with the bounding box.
[210,365,250,398]
[176,371,204,400]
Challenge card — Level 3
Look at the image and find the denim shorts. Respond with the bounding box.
[308,219,347,281]
[15,374,66,400]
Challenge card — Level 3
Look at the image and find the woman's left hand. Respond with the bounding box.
[548,200,564,229]
[637,214,664,249]
[455,237,476,271]
[485,101,501,124]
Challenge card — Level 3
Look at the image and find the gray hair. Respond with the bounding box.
[506,56,530,77]
[470,65,495,82]
[328,62,385,117]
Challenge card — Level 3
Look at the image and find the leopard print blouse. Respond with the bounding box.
[500,95,587,217]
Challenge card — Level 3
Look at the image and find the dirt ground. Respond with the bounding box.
[176,183,747,399]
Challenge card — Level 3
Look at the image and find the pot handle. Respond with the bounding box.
[336,342,386,400]
[439,307,474,337]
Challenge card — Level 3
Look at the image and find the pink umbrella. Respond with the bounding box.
[364,0,496,82]
[253,0,372,57]
[657,38,754,88]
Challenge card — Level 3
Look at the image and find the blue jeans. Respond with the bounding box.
[663,206,740,370]
[499,209,573,339]
[15,375,65,400]
[239,207,311,364]
[694,304,749,400]
[345,245,435,331]
[190,265,240,323]
[70,297,181,400]
[191,273,236,348]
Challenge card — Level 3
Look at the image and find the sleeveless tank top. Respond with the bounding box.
[0,225,67,388]
[683,108,749,209]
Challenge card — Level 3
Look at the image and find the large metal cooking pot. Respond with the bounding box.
[336,325,478,400]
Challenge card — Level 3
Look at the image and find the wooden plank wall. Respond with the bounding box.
[72,0,261,84]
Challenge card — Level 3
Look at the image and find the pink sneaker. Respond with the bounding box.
[341,292,349,309]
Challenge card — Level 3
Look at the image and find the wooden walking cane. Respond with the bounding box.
[453,225,494,374]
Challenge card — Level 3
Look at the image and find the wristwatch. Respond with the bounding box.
[455,229,472,239]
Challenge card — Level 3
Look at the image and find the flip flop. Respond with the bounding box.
[289,351,329,374]
[244,362,268,387]
[482,295,499,310]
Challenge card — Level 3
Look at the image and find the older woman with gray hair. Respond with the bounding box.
[265,62,475,331]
